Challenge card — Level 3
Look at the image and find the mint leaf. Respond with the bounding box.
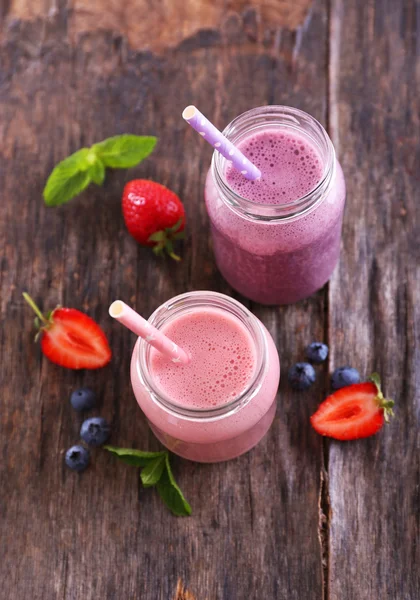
[140,454,166,487]
[88,157,105,185]
[104,445,166,467]
[105,446,191,516]
[92,135,157,168]
[43,149,92,206]
[156,454,192,516]
[44,135,157,206]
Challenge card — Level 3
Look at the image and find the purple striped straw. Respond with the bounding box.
[182,105,261,181]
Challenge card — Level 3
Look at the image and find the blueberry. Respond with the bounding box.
[65,445,90,472]
[80,417,111,447]
[305,342,329,364]
[70,388,97,412]
[331,366,361,390]
[288,362,316,390]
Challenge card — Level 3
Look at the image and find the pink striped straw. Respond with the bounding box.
[182,105,261,181]
[109,300,190,365]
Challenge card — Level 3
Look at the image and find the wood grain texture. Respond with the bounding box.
[2,0,312,51]
[0,0,419,598]
[328,0,420,598]
[0,0,327,598]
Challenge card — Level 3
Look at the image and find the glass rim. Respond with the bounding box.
[212,105,336,222]
[136,291,267,421]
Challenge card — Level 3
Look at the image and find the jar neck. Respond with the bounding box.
[212,105,336,222]
[137,291,267,421]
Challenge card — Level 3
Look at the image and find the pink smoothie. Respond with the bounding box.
[130,294,280,462]
[149,308,256,409]
[226,128,323,204]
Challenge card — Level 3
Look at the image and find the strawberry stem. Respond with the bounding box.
[369,372,395,422]
[148,225,184,262]
[23,292,48,324]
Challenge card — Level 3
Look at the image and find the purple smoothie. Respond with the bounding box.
[226,129,323,205]
[205,107,346,305]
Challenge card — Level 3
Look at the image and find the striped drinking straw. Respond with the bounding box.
[182,105,261,181]
[109,300,190,365]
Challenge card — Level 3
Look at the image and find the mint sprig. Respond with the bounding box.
[140,454,166,487]
[88,158,105,185]
[43,135,157,206]
[104,446,166,467]
[156,454,192,516]
[92,135,157,168]
[43,149,92,206]
[104,445,191,516]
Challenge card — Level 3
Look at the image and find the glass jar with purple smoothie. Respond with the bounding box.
[204,106,346,305]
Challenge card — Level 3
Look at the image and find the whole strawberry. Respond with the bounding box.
[23,293,112,369]
[122,180,185,261]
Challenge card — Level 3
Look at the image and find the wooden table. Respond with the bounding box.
[1,1,419,598]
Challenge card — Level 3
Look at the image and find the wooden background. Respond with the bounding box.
[1,0,419,598]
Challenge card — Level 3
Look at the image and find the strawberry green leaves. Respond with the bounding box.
[104,445,191,516]
[369,372,395,422]
[148,218,185,262]
[43,135,157,206]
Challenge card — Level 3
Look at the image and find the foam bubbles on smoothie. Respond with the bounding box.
[226,128,323,205]
[149,308,256,409]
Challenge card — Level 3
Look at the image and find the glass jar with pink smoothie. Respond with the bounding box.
[130,291,280,462]
[205,106,346,305]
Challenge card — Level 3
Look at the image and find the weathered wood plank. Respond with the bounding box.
[328,0,420,598]
[0,1,329,599]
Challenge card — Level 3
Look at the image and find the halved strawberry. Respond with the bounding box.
[23,293,111,369]
[310,373,394,440]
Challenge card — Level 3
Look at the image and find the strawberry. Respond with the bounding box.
[122,179,185,261]
[310,373,394,440]
[23,293,111,370]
